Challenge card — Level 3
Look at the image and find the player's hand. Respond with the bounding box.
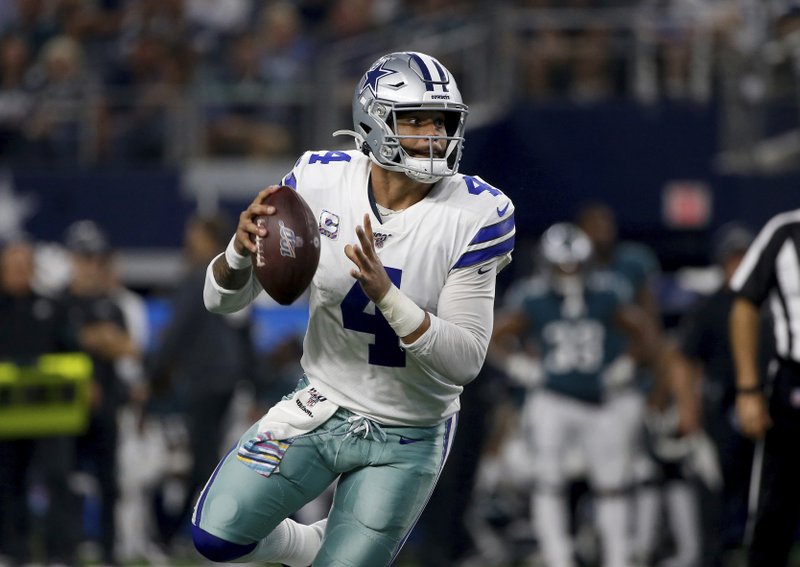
[345,213,392,303]
[236,185,281,256]
[735,391,772,439]
[677,398,701,436]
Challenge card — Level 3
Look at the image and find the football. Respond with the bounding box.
[250,186,321,305]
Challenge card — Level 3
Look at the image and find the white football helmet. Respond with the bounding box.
[334,51,468,183]
[539,223,593,298]
[540,223,593,270]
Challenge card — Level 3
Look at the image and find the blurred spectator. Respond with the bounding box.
[184,0,253,66]
[0,33,33,161]
[324,0,378,41]
[61,219,140,566]
[678,222,762,566]
[56,0,125,82]
[518,0,622,103]
[147,213,260,551]
[203,30,293,157]
[23,34,107,164]
[0,0,58,55]
[96,246,165,563]
[633,0,745,103]
[570,23,617,103]
[106,33,196,163]
[257,2,315,87]
[203,1,314,158]
[521,22,572,101]
[0,235,80,567]
[119,0,186,43]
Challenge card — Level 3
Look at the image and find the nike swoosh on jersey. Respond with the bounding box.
[477,265,492,274]
[496,203,510,217]
[399,436,424,445]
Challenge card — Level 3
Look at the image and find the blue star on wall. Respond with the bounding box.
[360,61,396,98]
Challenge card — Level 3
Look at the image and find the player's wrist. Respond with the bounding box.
[375,284,425,338]
[736,384,762,395]
[225,236,251,270]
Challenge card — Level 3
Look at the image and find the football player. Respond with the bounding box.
[191,52,515,567]
[491,223,657,567]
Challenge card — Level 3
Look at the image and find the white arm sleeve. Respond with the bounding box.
[402,262,497,386]
[203,253,263,314]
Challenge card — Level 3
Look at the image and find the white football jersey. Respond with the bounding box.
[278,150,515,426]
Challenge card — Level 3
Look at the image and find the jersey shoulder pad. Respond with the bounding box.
[587,271,633,304]
[281,149,366,188]
[448,174,515,271]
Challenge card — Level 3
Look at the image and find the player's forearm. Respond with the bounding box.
[203,254,261,313]
[372,286,487,384]
[730,297,761,389]
[403,269,495,385]
[403,313,489,386]
[212,251,253,290]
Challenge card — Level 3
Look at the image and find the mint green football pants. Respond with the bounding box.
[192,405,457,567]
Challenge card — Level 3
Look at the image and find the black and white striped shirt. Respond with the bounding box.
[731,208,800,363]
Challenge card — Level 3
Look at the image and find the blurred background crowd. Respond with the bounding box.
[0,0,798,166]
[2,0,800,566]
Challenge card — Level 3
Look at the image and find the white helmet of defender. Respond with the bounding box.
[540,223,593,299]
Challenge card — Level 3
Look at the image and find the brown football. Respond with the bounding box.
[250,186,320,305]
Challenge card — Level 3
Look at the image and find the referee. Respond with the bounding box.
[730,207,800,567]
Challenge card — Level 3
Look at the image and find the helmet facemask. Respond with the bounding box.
[373,103,466,183]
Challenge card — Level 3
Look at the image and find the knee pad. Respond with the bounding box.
[192,524,257,562]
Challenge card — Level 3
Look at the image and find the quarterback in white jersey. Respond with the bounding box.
[192,52,515,567]
[281,149,513,426]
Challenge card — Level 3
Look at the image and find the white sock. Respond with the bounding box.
[662,482,700,567]
[533,491,576,567]
[632,486,660,562]
[595,495,630,567]
[244,517,327,567]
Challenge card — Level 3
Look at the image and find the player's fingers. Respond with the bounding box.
[237,227,258,254]
[352,244,373,269]
[248,202,275,218]
[242,216,267,238]
[357,222,379,262]
[238,208,265,235]
[363,214,374,242]
[355,225,373,257]
[344,243,361,268]
[344,245,365,280]
[257,185,281,201]
[250,186,279,216]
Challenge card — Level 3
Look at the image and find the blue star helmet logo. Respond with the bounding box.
[360,60,396,98]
